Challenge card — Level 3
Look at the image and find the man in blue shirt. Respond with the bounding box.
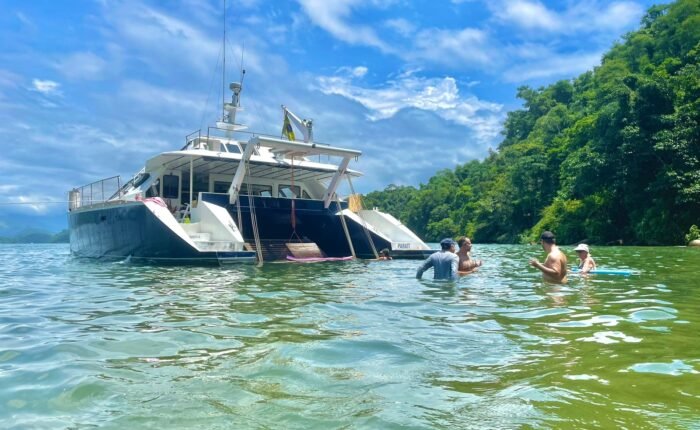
[416,238,459,280]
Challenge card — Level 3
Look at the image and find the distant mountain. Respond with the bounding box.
[0,229,69,244]
[50,229,70,243]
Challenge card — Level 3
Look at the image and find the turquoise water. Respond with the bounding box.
[1,244,699,429]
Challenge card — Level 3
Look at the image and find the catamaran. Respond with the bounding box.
[67,80,433,265]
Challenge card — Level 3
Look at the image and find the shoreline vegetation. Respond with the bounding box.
[364,0,700,246]
[0,229,69,244]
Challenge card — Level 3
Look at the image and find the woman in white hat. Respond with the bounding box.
[574,243,596,274]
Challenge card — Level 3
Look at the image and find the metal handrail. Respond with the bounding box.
[70,175,123,210]
[183,129,202,150]
[182,126,334,150]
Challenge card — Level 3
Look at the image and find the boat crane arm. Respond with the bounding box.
[228,141,257,204]
[282,105,313,143]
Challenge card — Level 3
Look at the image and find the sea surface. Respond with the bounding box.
[1,244,699,429]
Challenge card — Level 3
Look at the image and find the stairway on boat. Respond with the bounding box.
[181,223,237,252]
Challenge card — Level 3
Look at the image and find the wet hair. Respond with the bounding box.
[457,237,471,247]
[540,231,556,244]
[440,238,455,250]
[380,248,391,257]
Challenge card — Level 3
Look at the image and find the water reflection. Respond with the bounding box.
[1,244,700,428]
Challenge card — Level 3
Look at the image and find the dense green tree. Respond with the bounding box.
[363,0,700,244]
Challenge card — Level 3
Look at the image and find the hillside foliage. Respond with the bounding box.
[364,0,700,245]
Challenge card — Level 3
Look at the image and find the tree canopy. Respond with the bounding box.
[364,0,700,245]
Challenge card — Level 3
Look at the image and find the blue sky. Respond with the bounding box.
[0,0,657,234]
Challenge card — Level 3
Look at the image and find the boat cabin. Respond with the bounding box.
[131,133,362,217]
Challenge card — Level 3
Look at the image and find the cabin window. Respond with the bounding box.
[239,184,272,197]
[181,175,189,203]
[253,184,272,197]
[194,174,210,197]
[181,173,208,202]
[278,184,301,199]
[224,143,241,154]
[162,175,179,198]
[214,181,230,193]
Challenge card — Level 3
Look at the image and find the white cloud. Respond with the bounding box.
[180,0,221,28]
[31,79,61,95]
[384,18,415,37]
[492,0,645,34]
[411,28,495,67]
[5,194,57,214]
[316,70,503,144]
[296,0,392,52]
[100,2,268,77]
[502,50,603,82]
[296,0,495,69]
[0,185,20,194]
[351,66,368,78]
[53,52,108,80]
[496,0,561,31]
[103,4,220,76]
[594,2,645,30]
[264,24,289,45]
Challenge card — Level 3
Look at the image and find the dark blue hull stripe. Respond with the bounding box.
[69,195,428,262]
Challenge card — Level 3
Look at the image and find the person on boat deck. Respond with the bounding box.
[456,237,482,274]
[416,238,459,281]
[378,248,392,260]
[574,243,596,274]
[529,231,568,283]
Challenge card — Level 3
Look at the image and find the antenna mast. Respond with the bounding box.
[215,0,247,133]
[222,0,226,121]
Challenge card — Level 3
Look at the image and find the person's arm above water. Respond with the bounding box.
[529,253,562,278]
[581,257,596,274]
[416,255,434,279]
[466,252,482,268]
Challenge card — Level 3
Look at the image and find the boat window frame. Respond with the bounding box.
[162,174,180,199]
[277,183,310,199]
[224,143,241,154]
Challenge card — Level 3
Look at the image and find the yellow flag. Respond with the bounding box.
[282,114,295,141]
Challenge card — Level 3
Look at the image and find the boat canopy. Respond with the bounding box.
[145,140,362,183]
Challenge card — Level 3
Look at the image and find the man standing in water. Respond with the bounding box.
[529,231,568,283]
[416,238,459,281]
[456,237,482,274]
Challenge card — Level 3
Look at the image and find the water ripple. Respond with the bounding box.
[1,244,700,428]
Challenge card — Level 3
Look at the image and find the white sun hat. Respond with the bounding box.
[574,243,590,253]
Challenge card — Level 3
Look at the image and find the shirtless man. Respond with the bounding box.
[456,237,482,274]
[529,231,568,283]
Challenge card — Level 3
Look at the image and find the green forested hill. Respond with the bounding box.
[365,0,700,245]
[0,229,69,244]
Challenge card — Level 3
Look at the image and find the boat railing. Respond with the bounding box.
[68,175,123,210]
[181,126,333,151]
